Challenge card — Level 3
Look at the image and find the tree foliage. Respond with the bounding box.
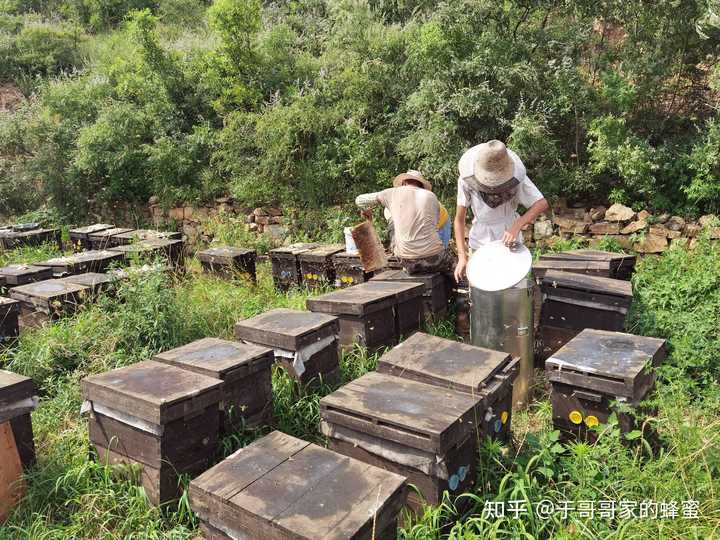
[1,0,720,219]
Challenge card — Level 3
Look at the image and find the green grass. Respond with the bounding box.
[0,244,719,539]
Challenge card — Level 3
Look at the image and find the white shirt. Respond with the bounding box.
[457,146,544,249]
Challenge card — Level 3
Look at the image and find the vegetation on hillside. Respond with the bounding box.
[1,1,720,220]
[0,242,718,538]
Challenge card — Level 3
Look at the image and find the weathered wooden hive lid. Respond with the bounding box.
[11,222,40,232]
[59,272,115,288]
[270,243,320,258]
[88,227,134,239]
[533,258,610,275]
[113,229,176,242]
[377,332,513,396]
[235,308,339,351]
[371,268,442,289]
[0,264,49,277]
[0,369,35,405]
[190,431,406,539]
[546,329,667,399]
[197,246,255,263]
[154,338,273,380]
[299,244,345,262]
[307,281,424,316]
[69,223,114,236]
[542,270,633,298]
[109,238,179,254]
[320,371,481,454]
[542,249,636,265]
[11,279,88,299]
[82,360,222,425]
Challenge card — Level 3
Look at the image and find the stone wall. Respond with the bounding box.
[524,202,719,253]
[150,197,718,253]
[148,197,287,245]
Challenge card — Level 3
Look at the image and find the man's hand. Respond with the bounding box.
[454,257,467,283]
[503,222,523,247]
[360,209,373,221]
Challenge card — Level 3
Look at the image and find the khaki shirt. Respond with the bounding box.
[377,186,444,260]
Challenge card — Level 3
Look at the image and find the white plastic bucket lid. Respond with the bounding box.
[467,240,532,291]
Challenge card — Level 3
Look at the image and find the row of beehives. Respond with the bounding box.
[0,225,185,336]
[72,318,665,539]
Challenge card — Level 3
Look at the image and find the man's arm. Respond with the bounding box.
[502,198,550,246]
[454,205,468,282]
[355,192,381,220]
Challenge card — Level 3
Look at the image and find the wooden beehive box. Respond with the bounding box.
[88,227,135,250]
[59,272,117,296]
[298,244,345,289]
[10,279,89,325]
[371,269,450,320]
[0,265,53,287]
[234,308,340,385]
[321,371,481,511]
[538,249,636,280]
[539,270,633,360]
[82,360,222,506]
[69,224,114,251]
[546,329,666,441]
[269,243,320,290]
[154,338,274,431]
[0,298,20,344]
[331,251,373,287]
[0,228,61,250]
[190,431,407,540]
[110,239,184,270]
[308,282,424,350]
[376,332,518,442]
[10,223,39,233]
[36,250,124,277]
[112,229,182,246]
[197,247,257,282]
[0,369,37,469]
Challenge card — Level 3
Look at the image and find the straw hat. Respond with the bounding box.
[393,170,432,191]
[471,140,518,193]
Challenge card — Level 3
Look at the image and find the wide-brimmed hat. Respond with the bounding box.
[393,170,432,191]
[472,140,518,193]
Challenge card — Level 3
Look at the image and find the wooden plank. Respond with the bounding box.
[306,283,398,316]
[197,247,256,265]
[234,308,338,351]
[88,228,135,249]
[154,338,273,380]
[547,329,665,379]
[273,455,404,539]
[0,421,25,523]
[191,431,310,505]
[68,223,114,240]
[533,259,610,279]
[270,243,320,257]
[112,229,181,245]
[82,360,222,425]
[376,332,511,395]
[320,372,480,453]
[542,270,632,298]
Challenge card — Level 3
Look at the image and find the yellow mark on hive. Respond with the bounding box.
[569,410,583,424]
[500,411,509,424]
[584,415,599,428]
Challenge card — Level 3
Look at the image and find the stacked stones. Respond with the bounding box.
[529,202,719,253]
[149,196,288,246]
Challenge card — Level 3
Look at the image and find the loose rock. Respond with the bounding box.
[605,203,635,222]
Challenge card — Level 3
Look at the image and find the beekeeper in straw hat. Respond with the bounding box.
[356,170,455,276]
[453,140,549,282]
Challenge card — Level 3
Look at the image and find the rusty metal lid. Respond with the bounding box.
[467,241,532,291]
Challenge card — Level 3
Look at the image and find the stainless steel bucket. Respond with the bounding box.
[470,277,534,408]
